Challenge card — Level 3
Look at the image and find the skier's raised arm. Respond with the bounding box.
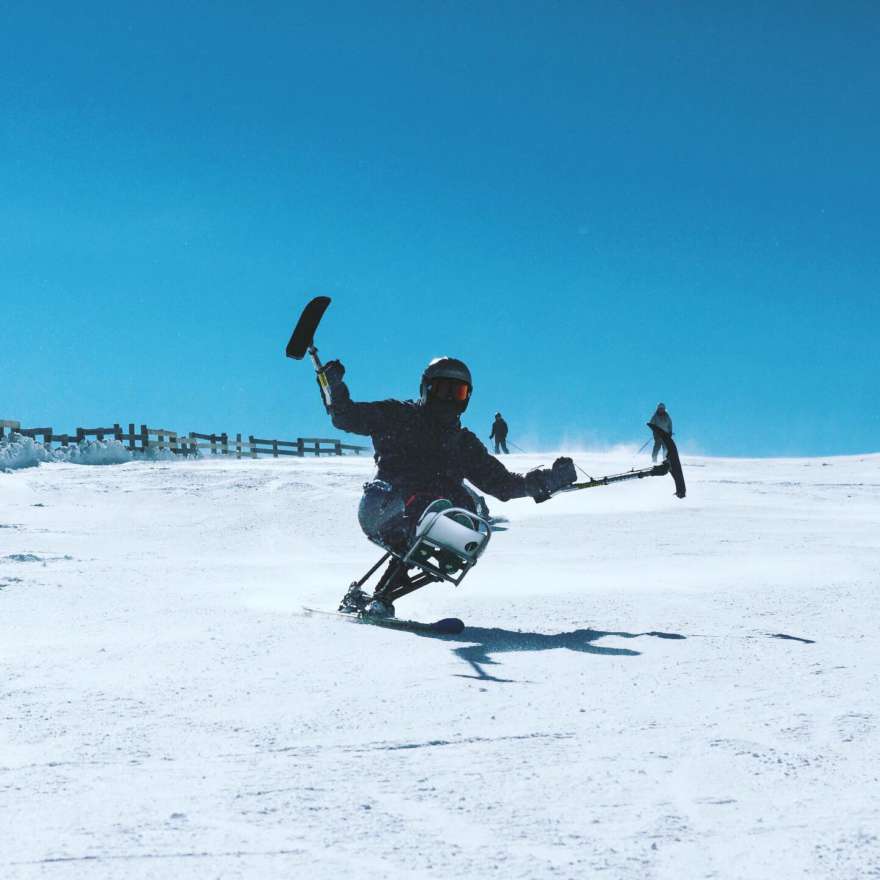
[319,359,400,436]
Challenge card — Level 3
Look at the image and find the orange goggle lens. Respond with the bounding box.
[429,379,471,402]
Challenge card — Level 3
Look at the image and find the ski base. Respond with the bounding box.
[302,606,464,635]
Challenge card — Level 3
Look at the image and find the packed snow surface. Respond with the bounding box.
[2,450,879,879]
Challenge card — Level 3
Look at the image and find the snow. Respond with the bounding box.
[2,450,879,878]
[0,434,177,471]
[0,434,53,470]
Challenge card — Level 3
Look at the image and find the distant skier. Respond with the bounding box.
[649,403,673,462]
[489,412,509,454]
[319,356,576,616]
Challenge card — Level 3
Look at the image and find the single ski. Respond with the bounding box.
[302,606,464,635]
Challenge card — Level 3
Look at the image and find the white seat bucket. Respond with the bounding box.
[404,506,492,584]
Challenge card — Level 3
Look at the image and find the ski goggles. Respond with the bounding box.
[427,378,471,402]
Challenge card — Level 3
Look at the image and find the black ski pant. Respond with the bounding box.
[358,480,477,552]
[493,438,509,454]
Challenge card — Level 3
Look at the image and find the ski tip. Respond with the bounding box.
[432,617,465,635]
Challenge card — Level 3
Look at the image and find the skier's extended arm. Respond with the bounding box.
[460,431,576,503]
[319,360,397,436]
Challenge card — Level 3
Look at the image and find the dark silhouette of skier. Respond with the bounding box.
[649,403,673,462]
[489,412,509,454]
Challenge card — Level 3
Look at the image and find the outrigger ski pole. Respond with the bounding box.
[560,426,687,499]
[285,295,334,412]
[562,460,672,491]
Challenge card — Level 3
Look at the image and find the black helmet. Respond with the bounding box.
[420,356,472,410]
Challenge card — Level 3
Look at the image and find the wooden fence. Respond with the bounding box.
[0,420,367,458]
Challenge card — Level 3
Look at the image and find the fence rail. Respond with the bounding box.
[0,420,367,458]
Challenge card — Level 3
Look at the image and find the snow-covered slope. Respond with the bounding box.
[2,451,879,878]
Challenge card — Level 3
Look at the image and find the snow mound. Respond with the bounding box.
[0,433,181,471]
[55,438,134,465]
[0,434,52,470]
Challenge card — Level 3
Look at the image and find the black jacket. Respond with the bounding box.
[490,417,508,440]
[330,382,527,503]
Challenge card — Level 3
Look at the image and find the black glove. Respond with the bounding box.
[551,456,577,488]
[525,457,577,503]
[320,359,345,389]
[315,359,345,412]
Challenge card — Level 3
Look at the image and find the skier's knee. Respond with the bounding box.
[358,481,410,549]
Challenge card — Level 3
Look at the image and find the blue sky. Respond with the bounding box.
[2,2,878,456]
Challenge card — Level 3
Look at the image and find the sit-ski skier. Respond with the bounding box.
[319,355,577,617]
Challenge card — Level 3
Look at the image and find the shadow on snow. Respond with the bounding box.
[413,626,686,683]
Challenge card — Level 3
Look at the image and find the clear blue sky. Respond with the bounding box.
[2,2,878,456]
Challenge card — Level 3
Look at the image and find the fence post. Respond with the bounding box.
[128,424,136,451]
[248,435,257,458]
[76,428,85,444]
[272,439,278,458]
[235,433,242,459]
[221,433,228,456]
[297,438,304,457]
[335,439,342,456]
[140,425,149,452]
[209,433,216,455]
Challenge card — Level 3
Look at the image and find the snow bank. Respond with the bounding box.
[0,434,52,470]
[58,438,141,465]
[0,433,180,471]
